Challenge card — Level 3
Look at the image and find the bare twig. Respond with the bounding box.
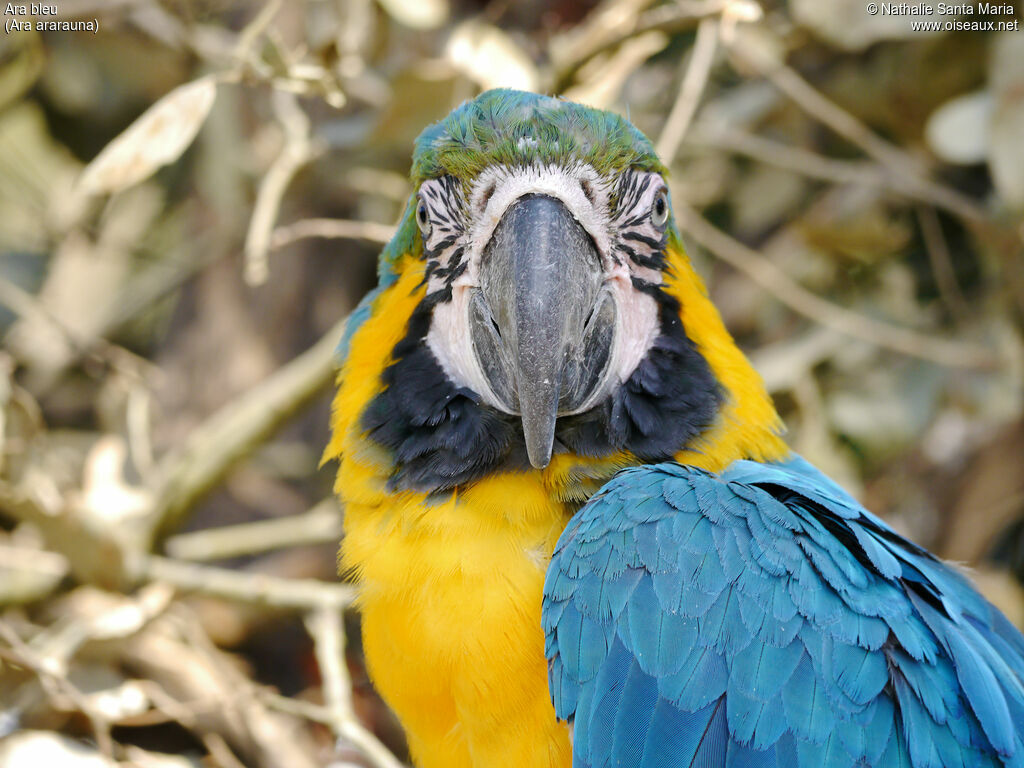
[233,0,283,66]
[730,41,923,176]
[244,91,319,285]
[137,555,356,611]
[305,605,353,727]
[271,218,395,249]
[727,41,987,226]
[165,498,342,561]
[0,624,115,758]
[121,607,321,768]
[657,17,719,165]
[0,479,132,589]
[564,31,671,108]
[25,585,175,674]
[304,606,403,768]
[551,0,727,89]
[1,300,350,573]
[262,689,406,768]
[686,128,992,227]
[261,690,335,721]
[202,732,249,768]
[103,242,222,346]
[675,201,999,369]
[749,327,846,394]
[0,274,143,381]
[916,206,970,321]
[0,235,215,394]
[146,312,349,545]
[687,128,883,186]
[0,543,69,578]
[346,167,411,203]
[126,384,157,482]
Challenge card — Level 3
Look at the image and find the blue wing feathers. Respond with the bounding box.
[543,456,1024,767]
[828,639,889,706]
[860,695,897,765]
[610,658,660,766]
[850,523,904,579]
[580,637,632,763]
[781,652,835,742]
[879,721,915,768]
[660,645,728,711]
[635,521,670,572]
[642,696,716,768]
[725,684,788,749]
[711,525,747,583]
[730,636,802,700]
[700,587,752,656]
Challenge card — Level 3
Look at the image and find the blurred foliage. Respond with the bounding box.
[0,0,1023,765]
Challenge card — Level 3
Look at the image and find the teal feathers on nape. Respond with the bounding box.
[543,457,1024,768]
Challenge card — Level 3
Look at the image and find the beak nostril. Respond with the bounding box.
[491,316,502,339]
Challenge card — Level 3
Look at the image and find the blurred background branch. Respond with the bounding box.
[1,0,1022,765]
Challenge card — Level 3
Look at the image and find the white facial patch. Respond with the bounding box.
[605,263,660,389]
[429,286,502,408]
[423,164,668,415]
[465,163,615,277]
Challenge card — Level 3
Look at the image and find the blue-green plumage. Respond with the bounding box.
[543,457,1024,767]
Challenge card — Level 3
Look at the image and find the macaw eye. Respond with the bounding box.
[416,199,432,236]
[651,188,669,229]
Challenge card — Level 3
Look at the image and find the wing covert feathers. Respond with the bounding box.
[542,457,1024,768]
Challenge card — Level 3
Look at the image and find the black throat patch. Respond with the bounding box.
[361,284,722,493]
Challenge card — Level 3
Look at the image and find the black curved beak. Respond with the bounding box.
[470,194,614,469]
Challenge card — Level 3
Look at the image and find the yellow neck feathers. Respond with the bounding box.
[324,244,785,768]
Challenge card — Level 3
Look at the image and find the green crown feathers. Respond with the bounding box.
[411,89,664,185]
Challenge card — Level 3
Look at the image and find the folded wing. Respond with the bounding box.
[542,457,1024,768]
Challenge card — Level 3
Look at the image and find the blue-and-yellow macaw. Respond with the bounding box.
[325,90,1024,768]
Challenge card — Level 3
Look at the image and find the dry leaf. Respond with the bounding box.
[0,731,115,768]
[989,32,1024,208]
[563,31,668,109]
[85,679,151,721]
[377,0,448,29]
[925,90,991,165]
[446,21,539,93]
[79,435,153,525]
[77,76,218,196]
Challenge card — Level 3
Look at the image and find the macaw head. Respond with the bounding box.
[330,89,783,494]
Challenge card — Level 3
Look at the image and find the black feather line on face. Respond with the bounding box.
[362,277,722,492]
[616,241,666,271]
